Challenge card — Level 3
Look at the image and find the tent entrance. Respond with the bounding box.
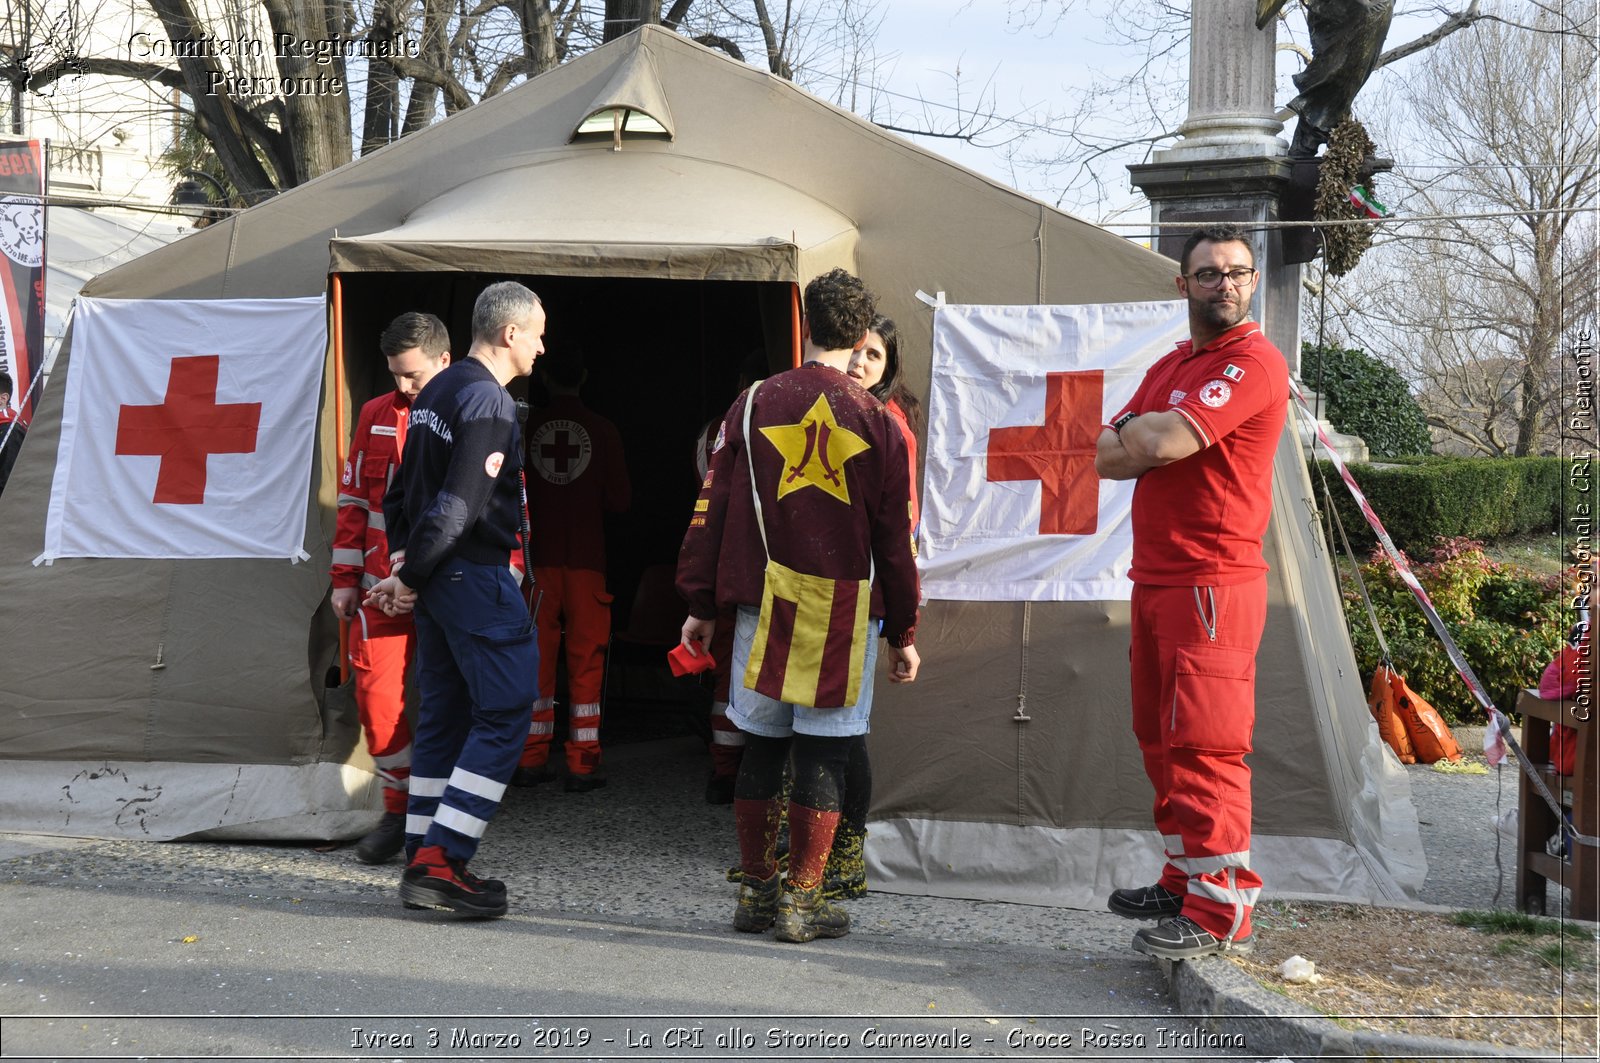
[333,270,799,741]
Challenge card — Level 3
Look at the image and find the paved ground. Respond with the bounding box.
[0,726,1559,1062]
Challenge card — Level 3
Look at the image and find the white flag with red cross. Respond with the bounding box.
[40,296,327,561]
[920,300,1188,601]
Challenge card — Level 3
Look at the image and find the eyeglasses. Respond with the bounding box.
[1186,268,1257,289]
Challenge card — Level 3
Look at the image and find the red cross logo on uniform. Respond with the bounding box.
[114,355,262,505]
[531,418,592,485]
[985,370,1103,536]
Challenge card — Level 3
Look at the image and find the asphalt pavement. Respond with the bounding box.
[0,725,1557,1063]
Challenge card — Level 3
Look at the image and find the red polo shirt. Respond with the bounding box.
[1109,322,1288,587]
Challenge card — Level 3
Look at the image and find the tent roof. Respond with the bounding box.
[328,152,856,282]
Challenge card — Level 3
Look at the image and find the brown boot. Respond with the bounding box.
[733,870,781,933]
[774,879,850,943]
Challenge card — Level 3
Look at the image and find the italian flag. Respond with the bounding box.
[1349,184,1388,219]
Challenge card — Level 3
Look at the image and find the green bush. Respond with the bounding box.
[1314,457,1566,553]
[1301,343,1432,457]
[1339,537,1573,724]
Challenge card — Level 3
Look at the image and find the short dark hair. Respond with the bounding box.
[0,369,12,396]
[803,268,876,352]
[1179,224,1256,273]
[539,342,586,389]
[379,312,450,359]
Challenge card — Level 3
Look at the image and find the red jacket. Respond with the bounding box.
[677,362,919,647]
[525,394,631,572]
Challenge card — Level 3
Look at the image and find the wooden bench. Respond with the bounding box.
[1514,635,1598,919]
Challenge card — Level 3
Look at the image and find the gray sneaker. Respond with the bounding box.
[1131,915,1253,960]
[733,871,781,933]
[774,881,850,943]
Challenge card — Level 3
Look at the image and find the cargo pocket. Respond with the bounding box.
[1170,643,1256,752]
[361,456,392,507]
[466,618,540,710]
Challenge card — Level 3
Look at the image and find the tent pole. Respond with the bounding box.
[789,283,801,367]
[331,273,349,684]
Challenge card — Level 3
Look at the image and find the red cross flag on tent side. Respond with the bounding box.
[920,300,1188,601]
[39,296,327,561]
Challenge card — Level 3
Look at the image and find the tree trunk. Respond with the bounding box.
[403,0,450,131]
[261,0,353,184]
[604,0,661,42]
[361,0,401,154]
[519,0,560,79]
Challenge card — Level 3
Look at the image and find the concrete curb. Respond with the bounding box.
[1162,953,1546,1062]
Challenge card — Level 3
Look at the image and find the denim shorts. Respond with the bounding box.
[725,606,879,738]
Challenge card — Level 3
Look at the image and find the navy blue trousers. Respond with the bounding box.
[405,559,539,862]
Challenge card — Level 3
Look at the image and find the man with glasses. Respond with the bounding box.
[1094,224,1289,960]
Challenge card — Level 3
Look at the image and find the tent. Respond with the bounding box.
[0,26,1422,905]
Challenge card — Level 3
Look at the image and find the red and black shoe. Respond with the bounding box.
[399,845,508,918]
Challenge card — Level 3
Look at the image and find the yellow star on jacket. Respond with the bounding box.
[759,393,871,504]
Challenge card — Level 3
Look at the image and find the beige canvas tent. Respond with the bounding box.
[0,26,1423,906]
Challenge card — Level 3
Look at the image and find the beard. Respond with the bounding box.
[1191,290,1251,331]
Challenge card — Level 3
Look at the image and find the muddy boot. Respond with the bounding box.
[733,870,781,933]
[773,880,850,943]
[821,822,866,900]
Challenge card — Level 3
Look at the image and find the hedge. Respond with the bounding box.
[1311,457,1566,554]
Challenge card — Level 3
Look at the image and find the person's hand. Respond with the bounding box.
[887,643,920,683]
[364,573,417,617]
[681,615,716,654]
[330,586,360,621]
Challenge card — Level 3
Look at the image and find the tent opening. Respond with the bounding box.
[333,270,798,739]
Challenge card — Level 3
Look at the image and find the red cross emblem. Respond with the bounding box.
[986,370,1103,536]
[531,418,592,485]
[114,355,262,505]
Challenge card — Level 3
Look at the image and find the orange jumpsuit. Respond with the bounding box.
[521,395,631,777]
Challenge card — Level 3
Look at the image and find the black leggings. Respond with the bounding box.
[735,732,851,812]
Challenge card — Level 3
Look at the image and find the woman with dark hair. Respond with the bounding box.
[826,314,923,899]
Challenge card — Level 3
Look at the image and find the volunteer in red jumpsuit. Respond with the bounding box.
[330,312,453,864]
[1094,224,1288,960]
[516,343,630,792]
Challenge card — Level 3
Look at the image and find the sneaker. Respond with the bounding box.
[510,764,557,788]
[732,870,781,933]
[773,881,850,943]
[1131,915,1253,960]
[398,846,508,918]
[354,811,406,865]
[564,772,608,794]
[705,773,736,805]
[1107,883,1184,920]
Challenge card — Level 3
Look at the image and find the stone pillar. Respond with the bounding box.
[1128,0,1303,375]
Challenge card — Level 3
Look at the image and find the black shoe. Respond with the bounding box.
[564,772,607,793]
[1131,915,1253,960]
[1107,883,1184,920]
[354,811,406,865]
[705,774,736,805]
[511,764,557,788]
[399,846,507,918]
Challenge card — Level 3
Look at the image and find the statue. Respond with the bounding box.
[1258,0,1395,158]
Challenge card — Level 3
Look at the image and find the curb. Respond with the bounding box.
[1161,953,1546,1062]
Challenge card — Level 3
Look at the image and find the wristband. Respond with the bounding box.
[1110,411,1137,433]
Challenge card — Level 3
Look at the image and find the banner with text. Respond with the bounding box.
[0,138,45,427]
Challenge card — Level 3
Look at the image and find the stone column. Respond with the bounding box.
[1128,0,1302,374]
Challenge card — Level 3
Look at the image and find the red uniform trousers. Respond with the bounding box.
[707,606,744,778]
[522,566,611,775]
[1129,577,1266,943]
[349,608,415,815]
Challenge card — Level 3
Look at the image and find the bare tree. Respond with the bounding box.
[1323,3,1598,456]
[3,0,900,201]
